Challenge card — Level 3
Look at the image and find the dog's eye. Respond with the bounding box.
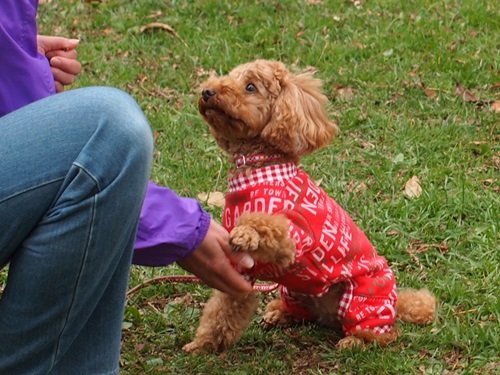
[246,83,257,92]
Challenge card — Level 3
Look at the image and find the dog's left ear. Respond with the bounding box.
[261,69,339,156]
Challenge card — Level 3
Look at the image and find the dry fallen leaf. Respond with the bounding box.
[296,30,305,38]
[140,22,177,35]
[385,92,404,105]
[139,22,187,46]
[492,154,500,169]
[171,293,193,305]
[490,100,500,113]
[153,130,162,142]
[360,140,375,149]
[481,179,495,187]
[414,75,439,100]
[147,10,163,19]
[197,191,225,208]
[302,66,319,75]
[407,239,449,254]
[102,27,113,35]
[134,343,146,352]
[455,81,479,102]
[404,176,422,199]
[351,0,363,8]
[424,88,438,99]
[346,180,367,194]
[406,239,448,270]
[334,85,356,101]
[352,40,366,49]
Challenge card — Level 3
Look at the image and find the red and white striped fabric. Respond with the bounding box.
[224,163,398,336]
[229,162,297,192]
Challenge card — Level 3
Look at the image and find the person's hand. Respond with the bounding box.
[177,220,255,296]
[37,35,81,92]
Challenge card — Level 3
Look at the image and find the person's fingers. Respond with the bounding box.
[50,56,82,76]
[209,221,254,269]
[203,257,252,294]
[46,48,78,60]
[230,252,255,269]
[209,221,229,242]
[37,35,79,54]
[50,68,76,86]
[54,81,64,93]
[179,256,252,295]
[176,220,254,295]
[50,56,82,92]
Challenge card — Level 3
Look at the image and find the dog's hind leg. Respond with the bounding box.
[183,290,258,354]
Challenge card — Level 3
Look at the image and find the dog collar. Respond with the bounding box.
[233,154,284,168]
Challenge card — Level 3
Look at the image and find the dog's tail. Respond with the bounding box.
[396,288,436,324]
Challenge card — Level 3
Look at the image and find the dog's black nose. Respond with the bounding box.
[202,89,216,102]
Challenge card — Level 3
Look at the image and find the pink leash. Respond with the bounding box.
[127,274,278,297]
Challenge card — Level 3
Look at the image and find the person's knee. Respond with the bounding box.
[96,87,153,158]
[75,87,154,189]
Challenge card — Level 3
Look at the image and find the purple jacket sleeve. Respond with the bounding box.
[133,181,211,266]
[0,0,56,117]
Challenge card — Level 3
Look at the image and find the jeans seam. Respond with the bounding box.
[0,177,64,205]
[73,161,102,192]
[0,129,101,205]
[48,165,99,370]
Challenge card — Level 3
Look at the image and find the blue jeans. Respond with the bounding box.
[0,87,153,374]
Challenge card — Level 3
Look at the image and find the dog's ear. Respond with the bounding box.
[261,68,339,156]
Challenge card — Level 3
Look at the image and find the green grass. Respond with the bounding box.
[3,0,499,373]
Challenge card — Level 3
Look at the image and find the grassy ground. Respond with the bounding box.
[3,0,499,374]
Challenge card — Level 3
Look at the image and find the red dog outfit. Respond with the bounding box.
[223,162,397,336]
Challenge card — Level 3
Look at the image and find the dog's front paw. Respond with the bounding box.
[263,310,292,328]
[335,336,365,350]
[230,225,260,252]
[182,340,216,354]
[262,299,293,328]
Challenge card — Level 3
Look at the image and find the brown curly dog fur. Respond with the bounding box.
[183,60,436,354]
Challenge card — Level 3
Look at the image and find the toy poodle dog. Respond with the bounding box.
[183,59,436,354]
